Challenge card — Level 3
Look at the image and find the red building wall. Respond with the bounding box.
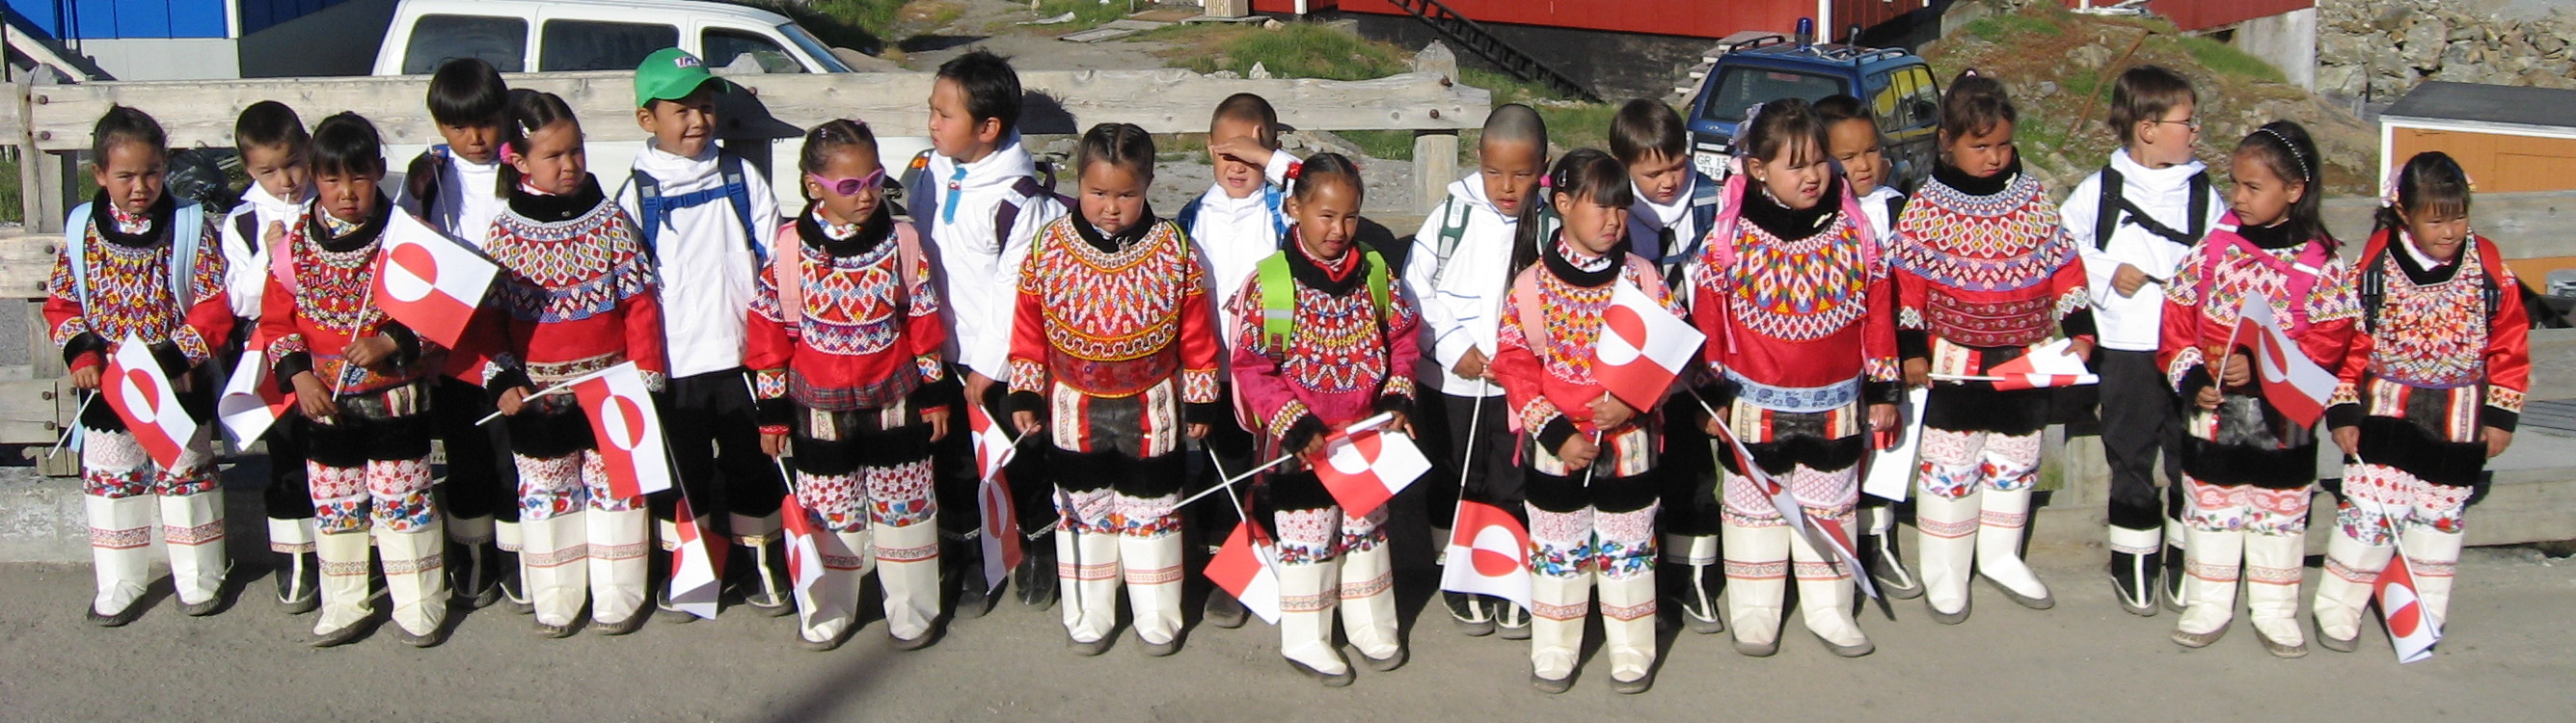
[1250,0,1922,40]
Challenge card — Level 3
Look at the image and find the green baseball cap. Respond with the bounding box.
[634,47,732,108]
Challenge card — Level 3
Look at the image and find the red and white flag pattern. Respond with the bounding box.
[216,326,294,445]
[1981,337,2101,390]
[1439,499,1532,612]
[967,401,1025,590]
[1205,522,1283,625]
[2373,547,2442,663]
[1312,415,1429,517]
[103,333,199,469]
[779,494,826,598]
[571,362,673,499]
[1593,279,1704,411]
[374,211,497,348]
[2235,294,2337,427]
[667,494,727,620]
[1711,420,1879,600]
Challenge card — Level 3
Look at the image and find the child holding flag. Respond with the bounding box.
[1492,148,1679,694]
[49,106,235,626]
[261,113,450,647]
[1008,123,1224,656]
[1890,71,2092,624]
[1687,98,1899,659]
[1225,153,1422,684]
[2156,121,2356,657]
[748,120,952,652]
[2314,151,2529,655]
[476,90,666,637]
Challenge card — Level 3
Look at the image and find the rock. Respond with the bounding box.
[2441,40,2481,69]
[2315,64,2365,97]
[1261,18,1286,30]
[1207,69,1241,79]
[1247,62,1271,80]
[2036,80,2059,97]
[2402,17,2449,67]
[1412,40,1458,78]
[2372,4,2413,32]
[2069,44,2111,69]
[2535,32,2567,58]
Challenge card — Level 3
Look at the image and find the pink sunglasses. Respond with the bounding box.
[807,169,885,197]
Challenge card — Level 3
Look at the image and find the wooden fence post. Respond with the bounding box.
[1412,42,1462,214]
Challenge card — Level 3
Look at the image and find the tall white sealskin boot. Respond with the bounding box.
[2244,528,2308,657]
[2173,524,2244,648]
[1722,522,1789,656]
[1975,486,2052,609]
[311,529,374,646]
[1276,555,1352,685]
[875,518,942,649]
[1913,486,1981,624]
[379,518,451,647]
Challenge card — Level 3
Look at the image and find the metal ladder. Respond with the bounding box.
[1384,0,1599,102]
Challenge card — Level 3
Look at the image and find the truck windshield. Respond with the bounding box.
[778,23,854,72]
[1699,67,1849,122]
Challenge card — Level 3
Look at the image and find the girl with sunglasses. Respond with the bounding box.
[746,119,951,651]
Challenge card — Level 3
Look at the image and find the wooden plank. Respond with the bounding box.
[0,234,59,300]
[1413,131,1458,215]
[0,379,72,445]
[24,69,1494,152]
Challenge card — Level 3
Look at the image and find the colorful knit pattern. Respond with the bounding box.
[1232,273,1421,398]
[2164,239,2360,347]
[48,222,226,359]
[1892,174,2074,292]
[1020,220,1199,367]
[2336,463,2471,545]
[486,203,657,324]
[751,238,932,358]
[2182,476,2312,536]
[1716,220,1877,342]
[2359,248,2490,388]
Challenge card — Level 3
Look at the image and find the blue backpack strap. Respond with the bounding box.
[1176,196,1204,242]
[1264,183,1289,243]
[717,153,762,263]
[632,169,666,255]
[901,150,937,228]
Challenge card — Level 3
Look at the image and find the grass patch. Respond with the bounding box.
[1960,12,2064,42]
[1173,22,1410,80]
[731,0,902,53]
[2178,36,2287,84]
[1458,69,1618,160]
[0,155,19,224]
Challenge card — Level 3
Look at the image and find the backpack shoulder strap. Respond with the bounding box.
[1434,195,1470,264]
[2093,166,2123,252]
[2357,234,2393,333]
[1176,197,1205,241]
[993,176,1053,252]
[1255,251,1295,351]
[630,169,665,254]
[2185,172,2212,241]
[2473,234,2508,320]
[1701,171,1751,272]
[902,150,937,225]
[66,202,93,311]
[232,210,259,259]
[770,223,805,329]
[1511,267,1547,352]
[172,201,205,308]
[717,153,762,262]
[893,220,925,318]
[1363,248,1393,318]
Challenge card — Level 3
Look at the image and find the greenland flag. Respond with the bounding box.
[1439,499,1532,612]
[2235,294,2337,428]
[1312,414,1429,517]
[1205,522,1283,625]
[1712,420,1879,600]
[966,401,1025,589]
[666,494,727,620]
[1983,337,2101,390]
[216,327,294,445]
[374,211,497,348]
[779,494,826,597]
[103,333,200,469]
[2374,549,2442,663]
[1594,279,1704,411]
[572,362,673,499]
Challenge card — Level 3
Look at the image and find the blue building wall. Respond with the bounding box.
[5,0,349,40]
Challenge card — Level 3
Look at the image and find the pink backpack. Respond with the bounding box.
[769,221,925,331]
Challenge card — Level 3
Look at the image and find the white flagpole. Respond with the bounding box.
[46,393,98,459]
[473,365,623,426]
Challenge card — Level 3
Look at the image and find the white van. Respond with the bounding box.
[371,0,854,76]
[369,0,932,213]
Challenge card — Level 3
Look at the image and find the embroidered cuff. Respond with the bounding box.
[1181,368,1221,405]
[1382,374,1417,402]
[915,355,946,385]
[171,328,211,365]
[1008,358,1048,395]
[639,369,667,393]
[2328,380,2360,408]
[1516,397,1561,440]
[51,317,91,349]
[2166,346,2205,392]
[2487,386,2525,415]
[758,424,791,437]
[1265,400,1315,441]
[753,367,788,400]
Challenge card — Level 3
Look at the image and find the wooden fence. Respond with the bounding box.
[0,58,1493,473]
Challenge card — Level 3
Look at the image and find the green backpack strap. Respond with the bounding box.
[1257,248,1396,352]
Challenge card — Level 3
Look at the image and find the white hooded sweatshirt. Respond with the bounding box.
[615,140,784,379]
[913,133,1068,382]
[1401,174,1521,398]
